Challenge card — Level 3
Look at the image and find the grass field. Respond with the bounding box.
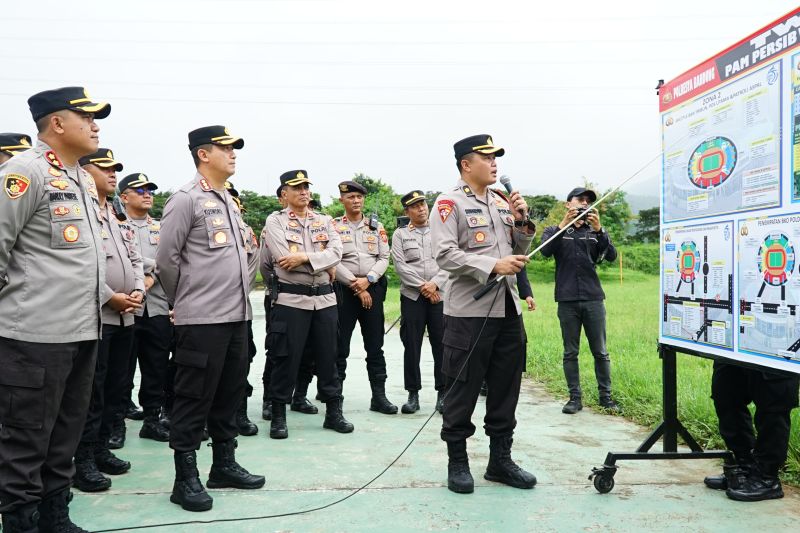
[383,266,800,483]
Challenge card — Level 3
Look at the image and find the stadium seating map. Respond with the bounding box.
[659,7,800,373]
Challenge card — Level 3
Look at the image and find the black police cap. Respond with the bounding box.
[453,134,505,160]
[338,180,367,195]
[567,187,597,203]
[401,190,426,207]
[276,184,284,198]
[280,170,312,187]
[309,198,321,210]
[0,132,32,157]
[188,125,244,150]
[118,173,158,193]
[79,148,123,171]
[225,180,240,197]
[28,87,110,122]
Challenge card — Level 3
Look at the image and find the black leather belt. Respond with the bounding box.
[278,282,334,296]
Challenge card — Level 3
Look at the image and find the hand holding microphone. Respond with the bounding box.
[499,175,528,220]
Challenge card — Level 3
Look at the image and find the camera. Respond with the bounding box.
[576,206,595,217]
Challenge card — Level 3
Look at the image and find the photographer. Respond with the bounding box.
[540,187,619,415]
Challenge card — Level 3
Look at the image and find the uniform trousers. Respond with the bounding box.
[711,361,800,476]
[267,304,341,404]
[400,295,444,392]
[440,292,526,442]
[131,311,172,411]
[335,279,388,384]
[81,324,134,445]
[262,301,317,403]
[0,337,97,511]
[169,322,249,452]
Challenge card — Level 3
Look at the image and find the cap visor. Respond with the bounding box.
[94,160,123,171]
[1,149,27,156]
[476,146,505,157]
[75,102,111,120]
[285,178,313,186]
[215,137,244,149]
[405,198,425,207]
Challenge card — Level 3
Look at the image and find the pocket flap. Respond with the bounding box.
[270,321,288,334]
[175,348,208,369]
[442,329,470,351]
[0,363,45,388]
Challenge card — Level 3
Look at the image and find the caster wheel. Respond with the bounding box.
[593,472,614,494]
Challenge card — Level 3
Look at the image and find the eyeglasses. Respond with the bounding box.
[127,187,153,196]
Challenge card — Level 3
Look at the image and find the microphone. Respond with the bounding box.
[499,175,524,215]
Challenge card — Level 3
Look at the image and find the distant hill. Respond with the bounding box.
[627,193,659,215]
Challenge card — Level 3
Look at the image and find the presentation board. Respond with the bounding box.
[659,7,800,373]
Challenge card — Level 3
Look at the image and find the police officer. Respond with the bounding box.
[0,87,109,533]
[430,134,537,494]
[263,170,353,439]
[333,181,398,414]
[156,125,264,512]
[226,181,259,437]
[117,172,173,443]
[0,133,32,165]
[74,150,145,493]
[391,190,449,414]
[704,363,799,501]
[540,187,619,414]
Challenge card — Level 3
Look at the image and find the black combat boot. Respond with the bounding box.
[94,445,131,476]
[269,402,288,439]
[726,466,784,502]
[170,451,213,512]
[206,439,266,490]
[435,391,444,414]
[369,381,398,414]
[562,396,582,414]
[323,400,354,433]
[598,396,621,413]
[107,418,126,449]
[446,440,474,494]
[159,405,171,429]
[704,462,751,491]
[73,442,112,492]
[38,489,88,533]
[261,399,272,421]
[1,502,39,533]
[290,382,319,414]
[125,400,144,421]
[401,391,420,414]
[236,399,258,436]
[484,436,537,489]
[140,408,170,442]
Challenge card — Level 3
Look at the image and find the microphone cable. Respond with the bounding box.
[92,282,504,533]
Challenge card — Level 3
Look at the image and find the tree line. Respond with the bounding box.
[147,175,660,245]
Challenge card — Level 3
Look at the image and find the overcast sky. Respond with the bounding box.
[2,0,797,202]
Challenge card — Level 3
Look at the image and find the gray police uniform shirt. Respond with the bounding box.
[390,222,449,301]
[156,173,252,326]
[128,215,169,317]
[430,180,534,318]
[262,208,342,311]
[0,141,105,342]
[333,215,390,283]
[100,204,145,326]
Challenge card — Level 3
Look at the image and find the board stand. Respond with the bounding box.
[588,343,733,493]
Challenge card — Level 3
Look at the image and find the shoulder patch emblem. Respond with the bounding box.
[4,174,31,199]
[379,228,388,243]
[437,199,455,223]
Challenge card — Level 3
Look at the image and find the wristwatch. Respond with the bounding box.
[367,273,378,284]
[513,214,531,227]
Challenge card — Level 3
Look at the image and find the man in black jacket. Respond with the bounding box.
[540,187,619,415]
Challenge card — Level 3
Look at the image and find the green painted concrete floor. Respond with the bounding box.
[73,291,800,532]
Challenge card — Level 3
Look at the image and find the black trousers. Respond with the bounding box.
[400,295,444,392]
[440,293,526,442]
[169,322,249,452]
[267,304,341,404]
[261,303,317,403]
[711,361,800,476]
[0,336,97,512]
[81,324,134,445]
[336,280,388,385]
[130,312,172,411]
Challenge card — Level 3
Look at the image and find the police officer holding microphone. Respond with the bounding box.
[430,134,537,494]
